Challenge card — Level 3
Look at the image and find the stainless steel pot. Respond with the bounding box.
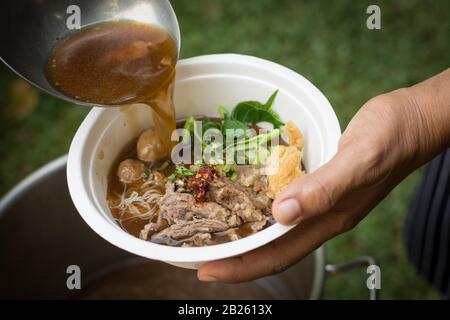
[0,156,374,299]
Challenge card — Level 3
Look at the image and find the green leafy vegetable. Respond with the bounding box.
[202,117,222,135]
[262,90,279,110]
[179,91,284,165]
[184,116,196,132]
[183,116,196,142]
[230,90,284,128]
[223,118,249,133]
[224,129,281,165]
[183,116,206,147]
[202,118,224,164]
[218,106,229,119]
[166,166,196,182]
[226,129,281,153]
[218,106,249,139]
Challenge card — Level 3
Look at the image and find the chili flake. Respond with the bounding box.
[188,165,216,202]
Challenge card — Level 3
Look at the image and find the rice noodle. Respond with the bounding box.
[109,179,164,222]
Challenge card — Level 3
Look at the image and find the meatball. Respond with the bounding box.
[137,128,167,162]
[117,159,145,183]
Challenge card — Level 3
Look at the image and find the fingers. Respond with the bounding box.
[198,213,337,283]
[272,146,360,225]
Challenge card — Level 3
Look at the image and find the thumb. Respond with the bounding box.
[272,146,359,225]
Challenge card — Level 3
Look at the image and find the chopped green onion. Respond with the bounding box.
[158,161,169,171]
[176,166,195,177]
[143,169,151,178]
[221,163,234,173]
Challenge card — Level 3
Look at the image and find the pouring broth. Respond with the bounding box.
[47,20,177,160]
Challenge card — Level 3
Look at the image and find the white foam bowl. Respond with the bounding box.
[67,54,341,269]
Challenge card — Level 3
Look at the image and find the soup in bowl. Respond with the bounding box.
[67,54,340,269]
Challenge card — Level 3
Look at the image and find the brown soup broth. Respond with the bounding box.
[106,136,176,238]
[106,118,277,246]
[47,20,178,158]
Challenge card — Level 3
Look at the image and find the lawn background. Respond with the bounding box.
[0,0,448,299]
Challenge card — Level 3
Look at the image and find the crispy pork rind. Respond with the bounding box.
[266,145,305,199]
[266,122,305,198]
[284,121,304,150]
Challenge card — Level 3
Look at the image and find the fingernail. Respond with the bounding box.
[276,198,301,225]
[198,274,218,282]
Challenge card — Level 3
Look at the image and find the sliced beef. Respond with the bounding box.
[139,216,168,241]
[249,218,268,232]
[158,192,194,223]
[158,183,237,225]
[223,219,268,242]
[235,165,269,193]
[234,165,262,187]
[193,202,241,226]
[234,165,272,212]
[180,233,212,247]
[139,166,273,247]
[226,214,242,227]
[224,228,240,241]
[208,176,265,222]
[139,222,159,241]
[243,189,272,211]
[152,219,229,241]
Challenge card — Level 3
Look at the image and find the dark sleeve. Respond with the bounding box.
[405,149,450,297]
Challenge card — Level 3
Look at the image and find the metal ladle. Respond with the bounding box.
[0,0,181,107]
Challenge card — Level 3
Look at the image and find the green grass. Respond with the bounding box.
[0,0,448,299]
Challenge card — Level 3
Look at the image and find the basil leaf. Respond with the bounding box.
[230,90,284,128]
[231,100,263,120]
[202,117,222,135]
[263,89,279,110]
[223,118,250,139]
[218,106,230,119]
[231,102,284,128]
